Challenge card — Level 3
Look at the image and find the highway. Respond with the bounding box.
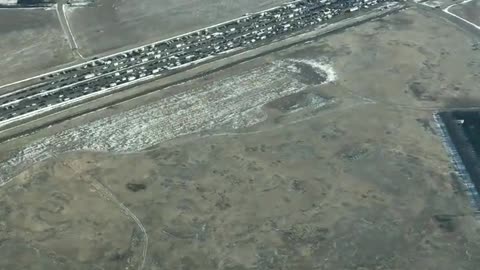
[0,0,391,127]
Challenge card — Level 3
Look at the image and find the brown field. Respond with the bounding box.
[0,5,480,270]
[450,0,480,27]
[0,9,74,86]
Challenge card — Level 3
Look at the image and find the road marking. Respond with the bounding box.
[0,0,332,90]
[0,4,403,129]
[443,2,480,30]
[0,53,223,127]
[0,43,217,108]
[0,75,154,128]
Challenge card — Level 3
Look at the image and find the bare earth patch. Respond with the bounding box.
[0,6,480,270]
[0,9,74,86]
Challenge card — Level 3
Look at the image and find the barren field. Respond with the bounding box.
[66,0,288,57]
[1,6,480,270]
[0,9,74,86]
[450,0,480,27]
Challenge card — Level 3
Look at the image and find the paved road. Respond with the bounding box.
[0,3,404,142]
[443,0,480,30]
[0,0,394,128]
[416,1,480,37]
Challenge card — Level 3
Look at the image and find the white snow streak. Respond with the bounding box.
[0,58,336,185]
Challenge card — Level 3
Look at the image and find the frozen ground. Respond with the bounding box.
[0,58,336,185]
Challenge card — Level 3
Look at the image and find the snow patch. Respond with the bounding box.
[0,58,337,185]
[290,58,337,83]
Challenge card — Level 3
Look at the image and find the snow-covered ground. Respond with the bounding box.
[0,0,17,5]
[0,57,337,185]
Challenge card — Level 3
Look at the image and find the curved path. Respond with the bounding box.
[443,0,480,31]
